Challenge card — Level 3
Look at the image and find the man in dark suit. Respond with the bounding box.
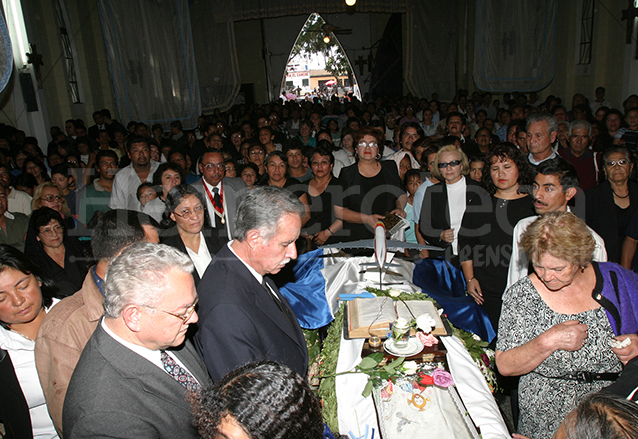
[63,243,209,438]
[195,186,309,382]
[192,150,246,240]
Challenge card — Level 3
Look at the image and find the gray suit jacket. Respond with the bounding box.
[63,324,210,439]
[192,177,246,240]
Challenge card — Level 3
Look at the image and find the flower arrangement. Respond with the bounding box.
[453,327,499,393]
[349,352,455,397]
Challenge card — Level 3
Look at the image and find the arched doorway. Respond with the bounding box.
[280,13,360,102]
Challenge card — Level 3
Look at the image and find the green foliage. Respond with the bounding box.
[318,303,345,432]
[303,328,322,365]
[290,13,352,80]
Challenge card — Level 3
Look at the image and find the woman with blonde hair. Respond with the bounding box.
[32,182,89,237]
[496,211,638,439]
[418,142,482,266]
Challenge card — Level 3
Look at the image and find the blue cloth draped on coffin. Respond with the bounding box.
[276,249,334,330]
[412,258,496,343]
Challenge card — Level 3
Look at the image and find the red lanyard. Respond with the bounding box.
[202,179,224,216]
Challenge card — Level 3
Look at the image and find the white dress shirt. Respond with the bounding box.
[108,162,160,210]
[185,232,212,278]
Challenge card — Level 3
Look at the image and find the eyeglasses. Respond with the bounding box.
[42,195,64,202]
[358,141,378,149]
[605,159,629,167]
[250,150,265,155]
[40,225,64,237]
[152,296,198,323]
[438,160,461,169]
[202,163,226,170]
[173,204,204,220]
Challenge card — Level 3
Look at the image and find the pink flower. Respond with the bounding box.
[432,368,454,388]
[416,331,438,347]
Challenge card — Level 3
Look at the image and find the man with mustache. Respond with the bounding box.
[194,187,308,382]
[507,158,607,288]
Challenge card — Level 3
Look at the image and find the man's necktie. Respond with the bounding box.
[212,187,222,209]
[262,278,297,330]
[161,351,201,392]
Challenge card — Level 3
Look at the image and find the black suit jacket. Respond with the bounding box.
[192,177,247,240]
[63,324,210,439]
[161,228,227,286]
[194,244,309,382]
[0,349,32,439]
[586,180,638,263]
[418,177,486,259]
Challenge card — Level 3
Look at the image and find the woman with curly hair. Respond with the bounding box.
[459,143,535,330]
[192,361,325,439]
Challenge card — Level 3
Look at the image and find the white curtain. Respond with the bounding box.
[405,0,460,101]
[190,0,241,112]
[97,0,201,129]
[473,0,557,92]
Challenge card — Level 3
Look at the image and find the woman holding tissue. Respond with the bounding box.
[496,211,638,439]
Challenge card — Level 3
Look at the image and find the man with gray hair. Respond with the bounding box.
[63,242,208,438]
[558,119,601,190]
[195,186,308,382]
[526,112,559,165]
[35,210,159,434]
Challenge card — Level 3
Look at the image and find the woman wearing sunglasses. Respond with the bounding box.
[418,142,482,267]
[458,144,534,330]
[586,146,638,263]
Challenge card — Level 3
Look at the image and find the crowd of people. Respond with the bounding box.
[2,87,638,438]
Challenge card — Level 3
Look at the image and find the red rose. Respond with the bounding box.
[418,373,434,386]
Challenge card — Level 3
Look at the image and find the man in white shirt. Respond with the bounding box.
[0,164,31,215]
[108,136,159,210]
[63,242,208,438]
[508,158,607,288]
[192,151,246,240]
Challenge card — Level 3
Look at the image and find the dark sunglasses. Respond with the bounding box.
[438,160,461,169]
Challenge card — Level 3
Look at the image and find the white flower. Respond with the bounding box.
[472,333,481,342]
[395,317,410,328]
[416,314,436,333]
[389,288,402,298]
[402,361,418,375]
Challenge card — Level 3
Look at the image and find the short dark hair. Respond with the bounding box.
[95,149,119,167]
[481,143,534,195]
[192,361,323,439]
[309,145,334,165]
[0,244,58,328]
[152,162,185,187]
[163,184,209,227]
[400,121,425,139]
[282,137,304,154]
[91,210,149,261]
[126,135,149,152]
[445,111,466,126]
[15,172,37,190]
[50,164,71,179]
[535,157,579,191]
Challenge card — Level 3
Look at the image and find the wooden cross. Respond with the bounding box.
[354,55,367,76]
[26,44,44,89]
